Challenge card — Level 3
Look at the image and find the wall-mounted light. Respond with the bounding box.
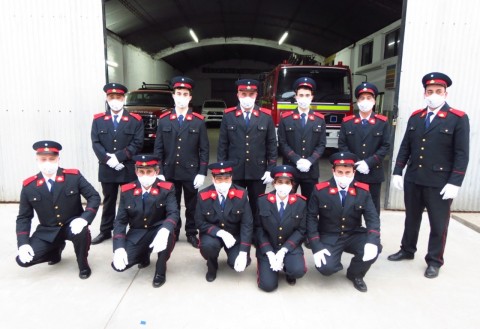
[189,29,199,43]
[278,31,289,45]
[106,60,118,68]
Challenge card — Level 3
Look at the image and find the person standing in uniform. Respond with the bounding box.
[307,152,381,292]
[16,141,100,279]
[338,82,391,215]
[278,77,327,200]
[217,79,277,216]
[111,155,179,288]
[154,76,209,248]
[388,72,469,279]
[195,161,253,282]
[91,83,144,245]
[255,165,307,292]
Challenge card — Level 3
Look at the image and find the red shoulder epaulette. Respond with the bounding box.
[121,183,136,192]
[157,181,173,190]
[63,169,79,175]
[192,112,205,120]
[281,111,294,118]
[228,188,244,199]
[130,113,142,121]
[259,108,272,115]
[159,111,171,119]
[296,194,307,201]
[411,109,424,117]
[315,181,330,190]
[93,112,106,120]
[313,112,325,120]
[342,115,355,122]
[200,190,216,201]
[23,175,38,187]
[354,182,370,191]
[374,114,388,121]
[224,107,237,114]
[449,108,466,117]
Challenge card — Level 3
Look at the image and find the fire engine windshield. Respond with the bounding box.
[276,67,351,103]
[125,92,174,107]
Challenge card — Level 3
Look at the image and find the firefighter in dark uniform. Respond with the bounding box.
[307,152,381,292]
[16,141,101,279]
[195,161,253,282]
[278,77,327,200]
[91,83,144,245]
[338,82,391,215]
[111,155,179,288]
[389,72,470,279]
[255,165,307,292]
[217,79,277,216]
[153,76,209,248]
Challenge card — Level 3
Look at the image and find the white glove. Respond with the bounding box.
[149,228,170,253]
[266,251,282,272]
[261,171,274,185]
[362,243,378,261]
[157,175,166,181]
[275,247,288,269]
[216,230,236,249]
[234,251,248,272]
[313,248,331,268]
[114,163,125,171]
[70,217,88,235]
[193,174,206,189]
[18,244,35,264]
[106,153,120,168]
[392,175,404,191]
[440,183,460,200]
[355,160,370,175]
[296,159,312,172]
[113,248,129,270]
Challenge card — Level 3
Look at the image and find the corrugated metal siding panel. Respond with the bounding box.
[0,0,106,201]
[389,0,480,210]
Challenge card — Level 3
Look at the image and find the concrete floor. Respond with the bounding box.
[1,127,479,329]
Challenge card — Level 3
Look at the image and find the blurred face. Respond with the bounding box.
[36,154,59,176]
[357,93,375,103]
[274,177,293,186]
[136,167,159,177]
[237,90,257,99]
[172,88,192,110]
[36,154,59,164]
[425,85,447,97]
[295,88,313,110]
[106,93,125,101]
[212,175,232,184]
[237,90,257,110]
[357,93,376,113]
[332,165,355,177]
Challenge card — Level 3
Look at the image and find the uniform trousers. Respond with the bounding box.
[315,232,381,279]
[400,181,452,267]
[256,247,306,292]
[16,226,91,271]
[199,234,251,272]
[172,179,198,237]
[294,179,317,200]
[233,179,265,216]
[100,182,124,233]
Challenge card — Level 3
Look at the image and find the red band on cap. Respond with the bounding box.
[274,172,293,178]
[173,82,192,89]
[358,88,375,95]
[105,89,125,95]
[298,83,313,89]
[211,167,233,174]
[333,159,355,165]
[426,79,447,87]
[36,147,60,153]
[135,160,158,166]
[237,85,257,91]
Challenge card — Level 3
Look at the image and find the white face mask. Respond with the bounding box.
[275,184,292,198]
[296,97,312,110]
[239,97,255,109]
[108,99,124,112]
[357,100,375,112]
[334,175,354,189]
[138,175,156,188]
[173,95,190,109]
[214,182,231,196]
[425,94,446,109]
[38,161,58,176]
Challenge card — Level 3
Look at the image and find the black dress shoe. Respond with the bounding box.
[286,275,296,286]
[348,276,368,292]
[388,250,414,261]
[138,258,150,269]
[186,235,199,249]
[91,232,112,245]
[48,254,61,265]
[206,271,217,282]
[79,267,92,279]
[424,265,440,278]
[152,274,166,288]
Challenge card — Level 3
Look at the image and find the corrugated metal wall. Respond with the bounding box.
[388,0,480,210]
[0,0,106,201]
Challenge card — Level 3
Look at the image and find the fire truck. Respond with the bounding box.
[259,62,353,149]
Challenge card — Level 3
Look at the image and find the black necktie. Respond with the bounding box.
[48,179,55,194]
[245,111,250,127]
[178,114,184,127]
[340,190,347,207]
[220,195,225,211]
[425,112,434,129]
[113,114,119,129]
[279,201,285,219]
[301,113,306,128]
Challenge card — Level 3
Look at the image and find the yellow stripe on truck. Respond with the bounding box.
[277,104,350,111]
